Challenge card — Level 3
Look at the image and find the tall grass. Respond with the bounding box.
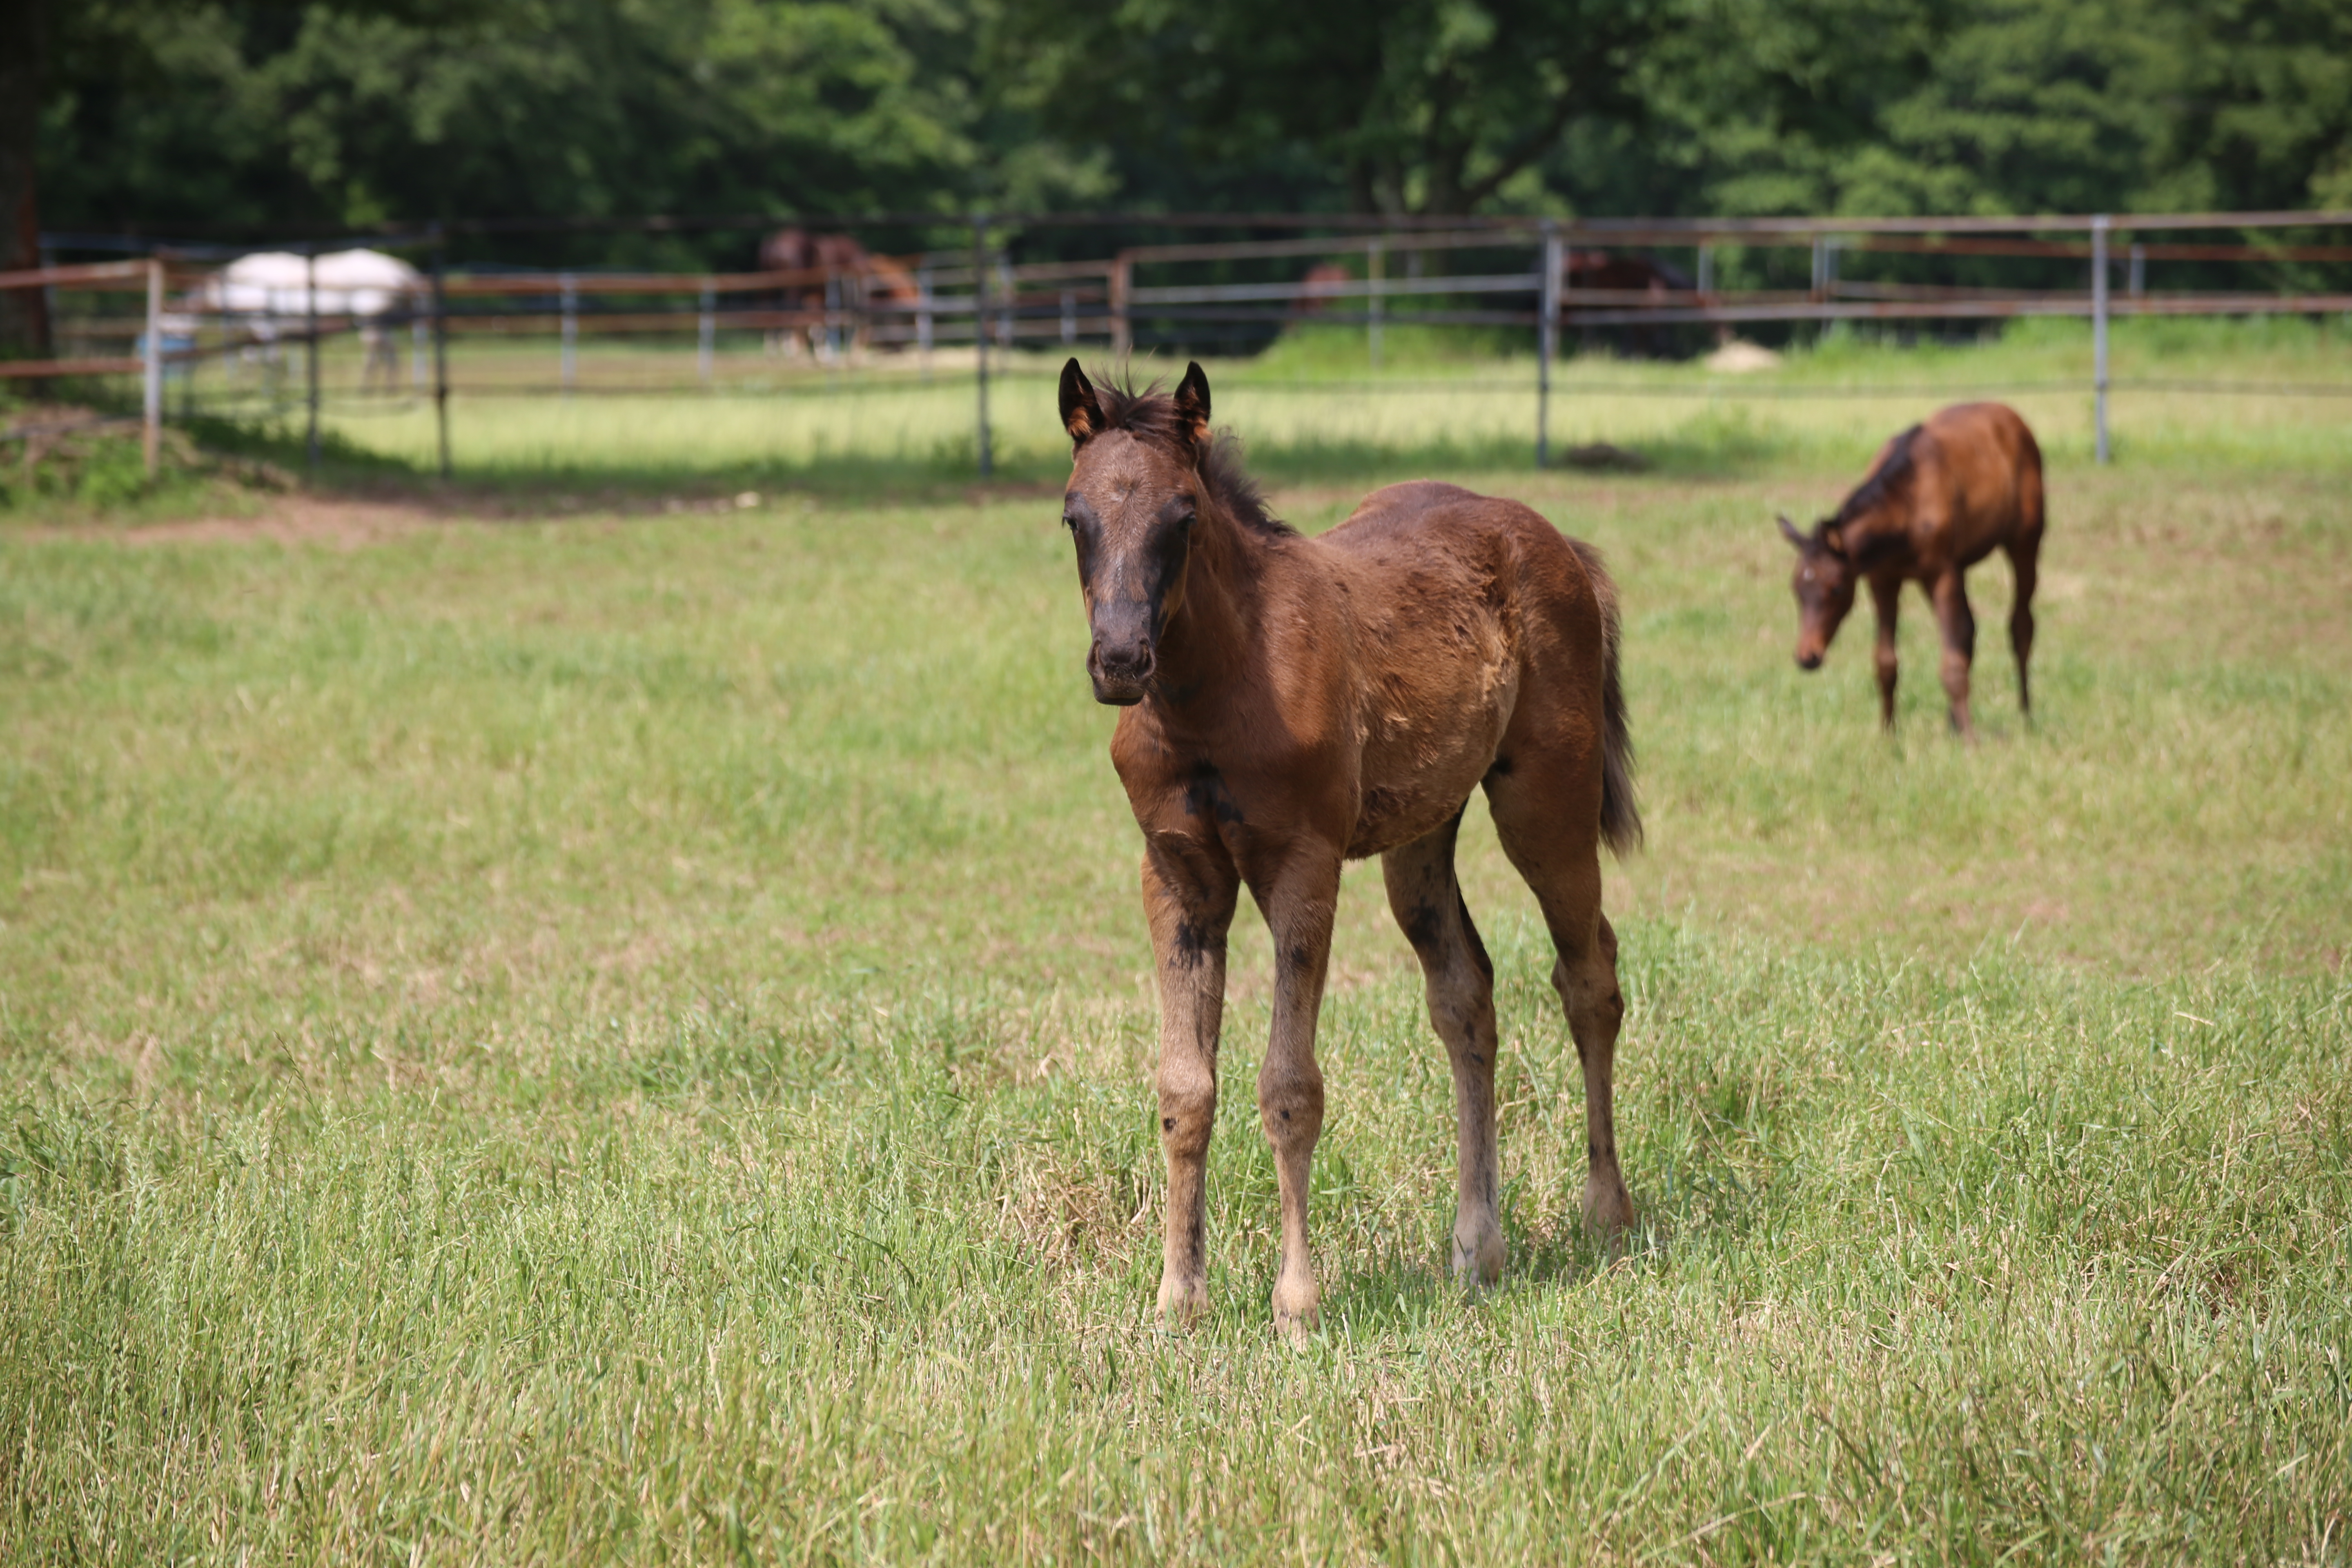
[0,358,2347,1561]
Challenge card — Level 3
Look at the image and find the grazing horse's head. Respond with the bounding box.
[1056,359,1215,706]
[1778,514,1859,670]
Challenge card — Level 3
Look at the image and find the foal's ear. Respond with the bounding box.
[1776,513,1809,550]
[1820,523,1849,558]
[1059,358,1102,446]
[1173,361,1212,447]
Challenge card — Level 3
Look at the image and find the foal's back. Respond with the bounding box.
[1316,479,1610,677]
[1906,403,2044,567]
[1303,480,1618,859]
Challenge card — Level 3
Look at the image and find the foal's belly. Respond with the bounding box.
[1342,632,1519,859]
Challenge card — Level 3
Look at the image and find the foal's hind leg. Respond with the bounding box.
[1931,569,1978,740]
[1485,758,1635,1241]
[1382,810,1506,1287]
[2005,532,2039,720]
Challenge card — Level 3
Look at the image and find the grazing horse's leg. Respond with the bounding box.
[1381,810,1506,1287]
[2005,532,2039,721]
[1252,846,1343,1339]
[1486,760,1635,1243]
[1931,570,1978,740]
[1869,572,1902,731]
[1142,843,1240,1329]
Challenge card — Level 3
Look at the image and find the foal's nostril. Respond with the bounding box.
[1096,641,1153,677]
[1797,650,1823,671]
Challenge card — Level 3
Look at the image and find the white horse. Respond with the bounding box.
[193,249,425,393]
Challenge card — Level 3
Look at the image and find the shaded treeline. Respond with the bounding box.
[4,0,2350,320]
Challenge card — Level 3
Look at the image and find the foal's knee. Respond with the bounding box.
[1157,1077,1216,1159]
[1256,1066,1324,1147]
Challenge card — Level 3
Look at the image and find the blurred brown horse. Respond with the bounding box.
[1779,402,2045,738]
[758,228,920,359]
[1055,359,1640,1336]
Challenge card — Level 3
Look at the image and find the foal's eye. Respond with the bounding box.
[1061,513,1078,532]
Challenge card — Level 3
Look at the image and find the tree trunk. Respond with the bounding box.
[0,0,54,364]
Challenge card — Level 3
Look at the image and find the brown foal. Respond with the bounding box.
[1780,401,2045,737]
[1055,359,1641,1335]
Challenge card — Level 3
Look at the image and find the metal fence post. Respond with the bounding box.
[2093,215,2111,465]
[2129,242,2145,298]
[1368,239,1385,370]
[143,256,163,480]
[430,225,451,481]
[305,245,321,477]
[973,214,992,479]
[1109,255,1132,362]
[918,265,935,377]
[1537,220,1560,470]
[560,273,578,394]
[1061,286,1076,345]
[697,278,714,385]
[1696,243,1713,296]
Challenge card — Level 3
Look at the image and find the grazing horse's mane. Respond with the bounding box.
[1091,378,1296,539]
[1832,423,1924,529]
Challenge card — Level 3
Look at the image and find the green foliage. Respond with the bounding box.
[33,0,2352,236]
[41,0,1109,256]
[1581,0,2352,222]
[993,0,1662,215]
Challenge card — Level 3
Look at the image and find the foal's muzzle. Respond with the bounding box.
[1796,649,1824,671]
[1089,631,1155,706]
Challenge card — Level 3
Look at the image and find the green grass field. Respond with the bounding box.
[2,328,2348,1563]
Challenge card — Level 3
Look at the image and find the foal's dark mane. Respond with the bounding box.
[1092,376,1296,539]
[1831,423,1923,530]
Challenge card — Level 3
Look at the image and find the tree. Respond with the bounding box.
[2,0,53,357]
[995,0,1671,216]
[36,0,1108,267]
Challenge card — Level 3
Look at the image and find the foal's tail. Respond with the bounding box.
[1569,539,1642,858]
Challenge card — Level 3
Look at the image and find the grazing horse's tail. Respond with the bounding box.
[1569,539,1642,858]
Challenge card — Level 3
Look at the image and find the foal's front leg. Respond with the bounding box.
[1142,842,1238,1329]
[1254,846,1343,1339]
[1869,572,1902,731]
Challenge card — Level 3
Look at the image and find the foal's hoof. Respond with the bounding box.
[1582,1176,1637,1245]
[1157,1276,1210,1332]
[1270,1278,1320,1345]
[1452,1227,1506,1290]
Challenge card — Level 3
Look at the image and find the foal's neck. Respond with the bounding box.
[1153,496,1270,710]
[1844,507,1917,570]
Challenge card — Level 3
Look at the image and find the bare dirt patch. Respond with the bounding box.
[97,494,450,548]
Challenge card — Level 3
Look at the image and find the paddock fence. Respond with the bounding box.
[7,209,2352,479]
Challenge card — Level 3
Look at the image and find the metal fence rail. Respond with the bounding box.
[9,209,2352,481]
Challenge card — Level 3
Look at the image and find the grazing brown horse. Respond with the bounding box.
[1055,358,1641,1336]
[1779,402,2045,737]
